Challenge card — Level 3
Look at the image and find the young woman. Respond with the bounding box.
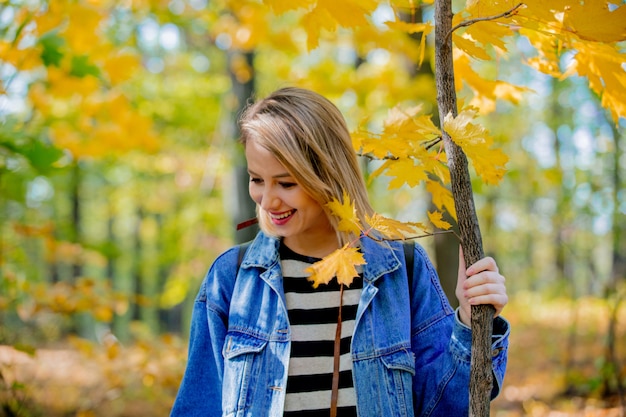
[171,87,509,417]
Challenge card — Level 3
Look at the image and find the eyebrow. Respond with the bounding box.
[247,169,293,179]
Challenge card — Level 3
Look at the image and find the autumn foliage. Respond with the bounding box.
[1,0,625,415]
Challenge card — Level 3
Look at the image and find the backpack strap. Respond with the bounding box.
[403,240,414,289]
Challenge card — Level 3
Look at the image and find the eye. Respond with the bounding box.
[279,182,296,189]
[250,177,263,184]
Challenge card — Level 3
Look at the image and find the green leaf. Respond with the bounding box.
[0,124,64,174]
[20,139,64,174]
[70,55,101,78]
[39,32,65,67]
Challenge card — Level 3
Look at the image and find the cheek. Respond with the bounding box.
[249,185,262,205]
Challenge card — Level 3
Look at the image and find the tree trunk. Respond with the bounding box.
[610,120,625,290]
[434,1,494,415]
[228,50,258,244]
[71,162,82,281]
[434,210,460,308]
[132,205,144,322]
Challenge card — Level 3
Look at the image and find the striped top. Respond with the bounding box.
[280,242,362,417]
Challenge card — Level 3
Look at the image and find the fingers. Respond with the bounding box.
[466,256,499,275]
[461,256,508,317]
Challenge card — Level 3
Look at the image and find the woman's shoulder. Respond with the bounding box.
[200,245,240,294]
[209,245,240,270]
[205,232,278,280]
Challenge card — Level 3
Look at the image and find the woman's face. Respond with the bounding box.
[245,139,336,254]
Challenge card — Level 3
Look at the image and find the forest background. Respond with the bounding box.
[0,0,625,416]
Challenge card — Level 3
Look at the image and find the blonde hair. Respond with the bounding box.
[239,87,374,246]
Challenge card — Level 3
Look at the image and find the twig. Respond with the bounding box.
[446,3,524,41]
[356,153,399,161]
[356,136,443,160]
[424,137,443,150]
[365,229,458,242]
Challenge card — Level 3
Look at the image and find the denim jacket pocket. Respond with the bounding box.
[356,349,415,417]
[222,332,268,416]
[380,348,416,375]
[383,349,416,416]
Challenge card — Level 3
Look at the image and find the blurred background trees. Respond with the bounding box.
[0,0,624,416]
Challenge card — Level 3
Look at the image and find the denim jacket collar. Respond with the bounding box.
[240,232,402,284]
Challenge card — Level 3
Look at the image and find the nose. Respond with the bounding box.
[259,187,280,212]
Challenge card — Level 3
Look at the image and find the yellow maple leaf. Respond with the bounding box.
[306,244,365,288]
[454,52,532,113]
[360,104,446,189]
[428,210,452,230]
[301,5,337,50]
[443,109,508,185]
[425,180,457,220]
[465,21,513,53]
[46,66,100,99]
[458,2,516,55]
[321,0,378,28]
[263,0,315,14]
[0,41,42,71]
[420,148,451,185]
[325,191,363,236]
[351,128,369,155]
[561,0,626,43]
[372,158,429,189]
[63,3,104,55]
[103,52,140,86]
[565,40,626,123]
[383,105,439,138]
[33,2,67,35]
[300,0,378,50]
[464,0,519,18]
[366,213,428,240]
[378,105,441,156]
[453,33,491,61]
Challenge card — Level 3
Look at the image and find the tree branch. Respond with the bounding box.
[446,3,524,41]
[365,229,457,242]
[356,136,443,160]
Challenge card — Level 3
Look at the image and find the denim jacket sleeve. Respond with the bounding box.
[170,247,240,417]
[408,243,510,416]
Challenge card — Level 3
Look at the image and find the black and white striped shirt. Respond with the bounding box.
[280,243,361,417]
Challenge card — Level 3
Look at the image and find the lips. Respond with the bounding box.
[270,209,295,224]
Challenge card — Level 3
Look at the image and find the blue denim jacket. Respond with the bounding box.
[171,232,509,417]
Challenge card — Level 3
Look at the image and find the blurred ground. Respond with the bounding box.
[491,293,626,416]
[1,294,625,416]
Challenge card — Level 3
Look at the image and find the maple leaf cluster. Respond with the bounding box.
[259,0,625,288]
[306,191,450,288]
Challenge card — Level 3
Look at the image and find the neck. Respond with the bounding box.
[283,231,339,259]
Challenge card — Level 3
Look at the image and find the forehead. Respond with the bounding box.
[245,139,292,177]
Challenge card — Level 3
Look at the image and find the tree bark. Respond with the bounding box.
[228,50,258,244]
[434,1,495,415]
[71,162,82,281]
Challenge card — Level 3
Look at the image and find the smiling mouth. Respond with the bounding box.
[270,210,295,220]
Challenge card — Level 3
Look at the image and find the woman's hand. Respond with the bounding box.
[456,247,508,327]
